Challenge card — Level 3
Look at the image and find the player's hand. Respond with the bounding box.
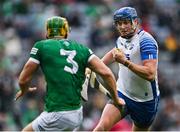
[112,48,126,64]
[115,98,126,106]
[14,87,37,101]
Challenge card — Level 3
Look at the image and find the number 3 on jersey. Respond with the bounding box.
[60,49,79,74]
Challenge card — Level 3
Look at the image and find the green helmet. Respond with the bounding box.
[46,16,70,38]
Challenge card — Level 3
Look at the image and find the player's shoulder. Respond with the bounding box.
[34,39,54,45]
[32,39,46,49]
[138,30,157,45]
[116,36,123,45]
[68,40,94,56]
[67,39,81,45]
[68,39,89,50]
[138,30,156,41]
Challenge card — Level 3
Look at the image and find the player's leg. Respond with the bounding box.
[93,90,128,131]
[93,99,127,131]
[22,122,34,131]
[93,103,122,131]
[129,96,160,131]
[29,108,83,131]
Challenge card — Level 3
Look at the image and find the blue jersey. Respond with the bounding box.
[116,30,160,102]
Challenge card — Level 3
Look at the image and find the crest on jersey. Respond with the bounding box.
[121,42,134,50]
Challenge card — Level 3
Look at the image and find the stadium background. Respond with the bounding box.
[0,0,180,131]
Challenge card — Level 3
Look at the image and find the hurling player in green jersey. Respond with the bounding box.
[15,16,125,131]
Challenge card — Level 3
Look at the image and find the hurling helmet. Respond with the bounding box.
[113,7,138,38]
[46,16,69,38]
[113,7,138,23]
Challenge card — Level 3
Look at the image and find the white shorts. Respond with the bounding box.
[32,107,83,131]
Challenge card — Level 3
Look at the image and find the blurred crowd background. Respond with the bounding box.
[0,0,180,131]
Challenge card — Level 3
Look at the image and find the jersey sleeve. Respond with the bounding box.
[140,36,158,60]
[29,41,42,64]
[87,48,95,62]
[79,44,95,64]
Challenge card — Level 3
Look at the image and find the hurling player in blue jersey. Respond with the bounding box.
[93,7,160,131]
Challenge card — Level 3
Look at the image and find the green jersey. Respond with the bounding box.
[30,39,93,112]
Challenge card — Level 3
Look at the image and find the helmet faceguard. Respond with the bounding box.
[46,16,70,39]
[113,7,138,39]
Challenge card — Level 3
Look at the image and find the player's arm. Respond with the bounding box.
[121,58,157,81]
[101,48,116,65]
[113,43,157,81]
[15,60,38,101]
[88,55,125,105]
